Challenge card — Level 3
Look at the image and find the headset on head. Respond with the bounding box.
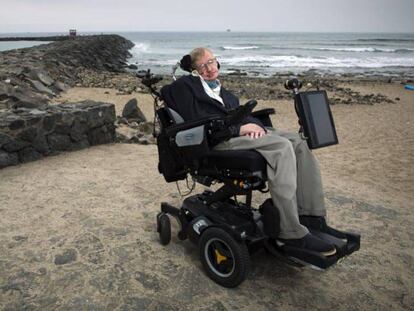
[179,54,220,72]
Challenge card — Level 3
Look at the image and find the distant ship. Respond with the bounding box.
[226,29,231,32]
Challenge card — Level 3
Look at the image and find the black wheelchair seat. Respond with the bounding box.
[202,149,266,176]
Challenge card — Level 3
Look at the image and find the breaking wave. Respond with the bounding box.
[221,46,259,50]
[131,42,150,53]
[221,55,414,68]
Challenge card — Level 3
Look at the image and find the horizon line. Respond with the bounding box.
[1,30,414,35]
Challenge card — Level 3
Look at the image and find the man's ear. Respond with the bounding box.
[180,55,192,72]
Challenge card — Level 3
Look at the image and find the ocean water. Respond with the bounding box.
[122,32,414,77]
[1,32,414,77]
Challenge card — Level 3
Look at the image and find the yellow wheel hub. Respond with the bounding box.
[215,249,227,264]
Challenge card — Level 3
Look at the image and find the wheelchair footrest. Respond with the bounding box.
[268,227,360,270]
[280,245,338,270]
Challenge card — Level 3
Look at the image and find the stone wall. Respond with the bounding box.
[0,101,115,168]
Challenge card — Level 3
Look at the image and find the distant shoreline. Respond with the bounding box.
[0,36,70,42]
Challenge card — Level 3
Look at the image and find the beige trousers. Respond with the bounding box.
[214,128,326,239]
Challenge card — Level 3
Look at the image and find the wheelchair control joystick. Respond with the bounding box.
[137,69,163,88]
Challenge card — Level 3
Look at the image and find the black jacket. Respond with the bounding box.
[160,75,263,136]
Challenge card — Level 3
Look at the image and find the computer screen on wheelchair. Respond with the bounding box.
[295,90,338,149]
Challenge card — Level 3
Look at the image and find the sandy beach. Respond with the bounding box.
[0,77,413,310]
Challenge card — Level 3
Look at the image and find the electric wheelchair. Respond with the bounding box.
[137,70,361,288]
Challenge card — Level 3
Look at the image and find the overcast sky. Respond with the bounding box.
[1,0,413,33]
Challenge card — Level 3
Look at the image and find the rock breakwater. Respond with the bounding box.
[0,35,134,110]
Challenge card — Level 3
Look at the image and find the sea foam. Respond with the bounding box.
[221,55,414,68]
[221,46,259,50]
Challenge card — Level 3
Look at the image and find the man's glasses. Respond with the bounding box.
[196,58,218,72]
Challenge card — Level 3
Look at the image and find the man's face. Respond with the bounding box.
[195,51,219,81]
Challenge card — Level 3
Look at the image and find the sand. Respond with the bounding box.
[1,82,413,310]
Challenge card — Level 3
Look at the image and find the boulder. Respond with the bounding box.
[36,71,54,86]
[53,81,70,92]
[137,122,154,135]
[116,125,138,143]
[121,98,146,122]
[28,79,55,96]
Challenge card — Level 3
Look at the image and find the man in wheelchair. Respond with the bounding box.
[152,47,360,287]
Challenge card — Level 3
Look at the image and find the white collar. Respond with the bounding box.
[191,71,223,105]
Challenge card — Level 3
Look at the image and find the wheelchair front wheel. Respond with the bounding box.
[157,213,171,245]
[199,227,250,288]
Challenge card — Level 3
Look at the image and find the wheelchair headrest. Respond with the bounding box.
[180,55,193,72]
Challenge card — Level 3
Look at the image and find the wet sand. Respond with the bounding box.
[1,81,413,310]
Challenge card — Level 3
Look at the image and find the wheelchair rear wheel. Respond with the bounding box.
[199,227,250,288]
[157,213,171,245]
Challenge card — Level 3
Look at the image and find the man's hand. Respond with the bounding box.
[239,123,266,139]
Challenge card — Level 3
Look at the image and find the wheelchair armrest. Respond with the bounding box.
[165,115,223,137]
[251,108,275,127]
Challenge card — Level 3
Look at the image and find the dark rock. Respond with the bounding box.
[26,115,43,126]
[53,81,70,92]
[3,139,30,152]
[70,119,89,141]
[28,79,55,96]
[54,249,77,265]
[128,64,138,70]
[54,112,75,134]
[43,115,56,132]
[137,135,155,145]
[8,90,49,109]
[35,71,54,86]
[8,119,25,130]
[122,98,146,122]
[88,125,115,145]
[18,147,43,163]
[137,122,154,135]
[116,116,128,125]
[0,150,19,168]
[69,138,90,151]
[86,107,106,129]
[32,134,50,154]
[18,127,38,142]
[47,133,71,151]
[0,132,12,148]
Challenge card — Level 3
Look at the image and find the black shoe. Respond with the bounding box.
[276,233,337,257]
